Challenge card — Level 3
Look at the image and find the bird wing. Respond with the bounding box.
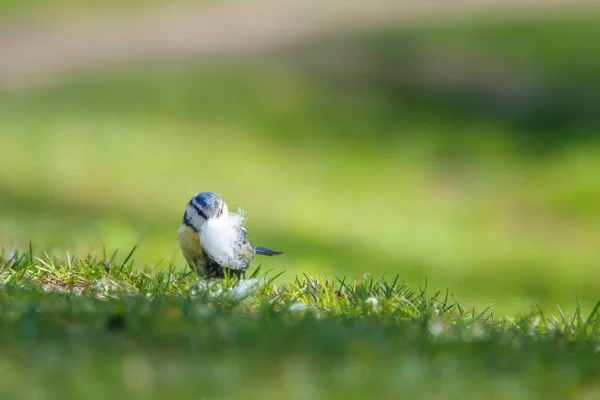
[237,225,249,244]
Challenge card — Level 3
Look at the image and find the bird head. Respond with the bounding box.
[183,191,229,232]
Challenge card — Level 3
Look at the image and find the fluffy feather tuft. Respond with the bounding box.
[199,209,249,270]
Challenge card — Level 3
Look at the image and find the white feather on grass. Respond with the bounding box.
[199,209,249,270]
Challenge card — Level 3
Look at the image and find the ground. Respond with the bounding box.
[1,250,599,399]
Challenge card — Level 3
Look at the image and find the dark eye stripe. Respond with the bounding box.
[218,201,224,217]
[190,202,209,220]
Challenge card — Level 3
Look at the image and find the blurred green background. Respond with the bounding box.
[1,1,599,315]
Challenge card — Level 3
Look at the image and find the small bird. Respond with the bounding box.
[178,191,285,278]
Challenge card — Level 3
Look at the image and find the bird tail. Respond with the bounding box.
[255,246,286,256]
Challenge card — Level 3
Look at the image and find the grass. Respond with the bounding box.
[1,246,600,399]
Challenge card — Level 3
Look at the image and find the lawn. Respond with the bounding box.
[1,9,600,398]
[0,250,599,399]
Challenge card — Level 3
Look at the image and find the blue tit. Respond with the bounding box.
[178,191,285,278]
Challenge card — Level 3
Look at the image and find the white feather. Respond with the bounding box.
[199,209,248,270]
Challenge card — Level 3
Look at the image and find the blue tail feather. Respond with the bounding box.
[255,246,286,256]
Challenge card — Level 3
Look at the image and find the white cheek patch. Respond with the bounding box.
[199,209,249,270]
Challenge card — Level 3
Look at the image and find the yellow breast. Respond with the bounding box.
[178,224,206,272]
